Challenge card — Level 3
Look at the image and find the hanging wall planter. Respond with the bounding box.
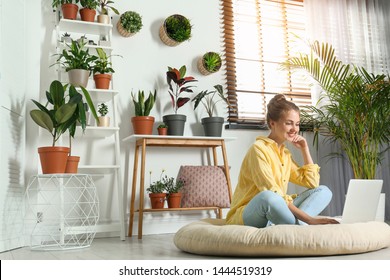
[197,52,222,75]
[117,11,143,37]
[159,14,192,47]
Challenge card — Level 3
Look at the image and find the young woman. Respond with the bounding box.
[226,94,339,227]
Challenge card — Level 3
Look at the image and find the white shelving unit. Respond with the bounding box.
[53,12,125,241]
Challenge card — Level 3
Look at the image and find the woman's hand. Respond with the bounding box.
[307,217,340,225]
[289,134,308,150]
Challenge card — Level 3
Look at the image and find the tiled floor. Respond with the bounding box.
[1,233,390,260]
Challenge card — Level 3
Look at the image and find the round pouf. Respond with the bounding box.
[174,218,390,257]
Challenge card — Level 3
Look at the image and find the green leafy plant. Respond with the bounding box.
[146,170,184,194]
[119,11,143,33]
[166,65,197,114]
[164,14,192,42]
[99,0,119,15]
[92,48,115,75]
[52,0,79,8]
[52,39,97,72]
[157,123,168,129]
[131,90,157,116]
[192,84,230,118]
[30,80,97,146]
[283,40,390,179]
[98,103,108,117]
[202,52,222,73]
[165,177,185,194]
[80,0,99,9]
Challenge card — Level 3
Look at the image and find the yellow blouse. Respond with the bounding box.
[226,136,320,225]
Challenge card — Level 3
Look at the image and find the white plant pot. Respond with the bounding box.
[375,193,386,222]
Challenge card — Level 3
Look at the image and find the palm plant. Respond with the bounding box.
[283,40,390,179]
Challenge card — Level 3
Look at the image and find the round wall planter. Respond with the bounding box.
[61,4,78,20]
[131,116,155,135]
[201,117,224,137]
[65,156,80,173]
[162,114,187,136]
[68,69,90,88]
[80,8,96,22]
[197,52,222,75]
[38,146,70,174]
[94,73,111,89]
[159,14,192,47]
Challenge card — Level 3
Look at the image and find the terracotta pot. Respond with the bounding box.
[65,156,80,173]
[94,73,111,89]
[131,116,155,135]
[80,8,96,22]
[158,127,168,135]
[62,4,79,20]
[38,146,70,174]
[167,193,182,208]
[98,116,110,127]
[149,193,166,209]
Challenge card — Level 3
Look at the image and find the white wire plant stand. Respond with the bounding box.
[25,174,99,250]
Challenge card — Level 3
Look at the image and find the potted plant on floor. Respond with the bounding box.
[159,14,192,47]
[97,103,110,127]
[97,0,119,24]
[92,48,116,89]
[197,52,222,75]
[165,176,185,209]
[163,65,197,135]
[116,11,143,37]
[131,90,157,135]
[192,84,230,137]
[79,0,99,22]
[52,0,80,20]
[30,80,79,174]
[52,39,97,88]
[146,170,168,209]
[283,40,390,220]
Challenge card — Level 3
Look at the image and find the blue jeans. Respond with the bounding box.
[242,185,332,228]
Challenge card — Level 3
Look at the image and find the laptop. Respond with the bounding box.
[336,179,383,223]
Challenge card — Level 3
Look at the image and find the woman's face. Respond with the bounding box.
[269,110,300,143]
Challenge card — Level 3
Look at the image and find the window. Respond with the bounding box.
[221,0,311,128]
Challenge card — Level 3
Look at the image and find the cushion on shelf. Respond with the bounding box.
[177,166,230,208]
[174,218,390,257]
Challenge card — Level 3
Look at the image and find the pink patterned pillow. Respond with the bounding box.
[177,166,230,208]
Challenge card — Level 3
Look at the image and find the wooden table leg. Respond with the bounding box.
[128,144,139,237]
[221,140,233,202]
[137,139,147,239]
[212,147,218,166]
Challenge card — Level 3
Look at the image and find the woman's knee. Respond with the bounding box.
[318,185,333,200]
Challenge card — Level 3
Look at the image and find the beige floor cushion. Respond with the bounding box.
[174,218,390,257]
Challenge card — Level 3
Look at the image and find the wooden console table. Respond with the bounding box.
[122,135,234,239]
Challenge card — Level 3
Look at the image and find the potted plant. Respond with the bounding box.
[52,0,80,20]
[116,11,143,37]
[165,177,185,208]
[30,80,79,174]
[157,123,168,136]
[283,40,390,220]
[52,39,97,88]
[159,14,192,47]
[163,65,197,135]
[146,170,167,209]
[61,32,72,43]
[192,84,230,137]
[131,90,157,135]
[97,0,119,24]
[97,102,110,127]
[92,48,115,89]
[197,52,222,75]
[79,0,99,22]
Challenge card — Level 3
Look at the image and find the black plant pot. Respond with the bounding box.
[201,117,224,137]
[163,114,187,136]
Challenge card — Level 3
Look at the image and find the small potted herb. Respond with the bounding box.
[159,14,192,46]
[79,0,99,22]
[98,0,119,24]
[146,170,167,209]
[117,11,143,37]
[157,123,168,135]
[97,102,110,127]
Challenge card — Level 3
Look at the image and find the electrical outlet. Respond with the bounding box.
[37,212,43,223]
